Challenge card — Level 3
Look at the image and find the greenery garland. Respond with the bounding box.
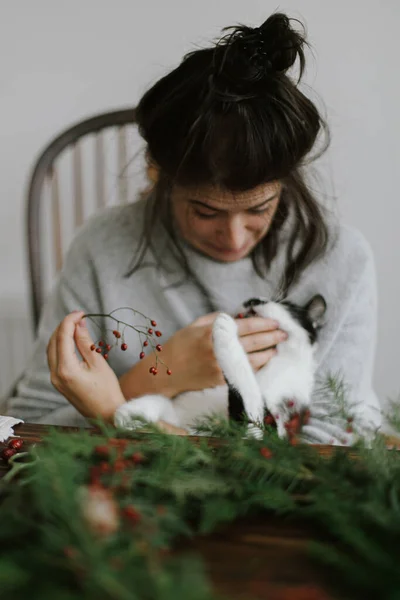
[0,408,400,600]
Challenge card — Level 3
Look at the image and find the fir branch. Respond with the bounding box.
[1,382,400,599]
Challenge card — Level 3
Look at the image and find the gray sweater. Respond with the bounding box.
[5,198,381,438]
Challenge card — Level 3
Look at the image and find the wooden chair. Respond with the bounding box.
[26,108,148,333]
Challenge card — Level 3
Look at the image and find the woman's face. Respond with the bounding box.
[171,181,281,262]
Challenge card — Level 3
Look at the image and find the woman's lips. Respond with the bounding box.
[207,243,249,258]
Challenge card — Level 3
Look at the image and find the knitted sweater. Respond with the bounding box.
[4,198,381,439]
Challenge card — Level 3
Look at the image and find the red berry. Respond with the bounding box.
[287,400,295,408]
[106,344,111,351]
[285,415,300,432]
[260,447,272,459]
[89,466,102,484]
[167,369,172,376]
[98,340,104,347]
[151,320,157,327]
[346,426,353,434]
[8,438,23,450]
[113,459,126,473]
[132,452,144,464]
[236,313,244,319]
[148,328,153,335]
[121,343,128,351]
[274,414,280,421]
[140,352,145,359]
[90,344,96,351]
[122,505,141,524]
[347,416,354,423]
[1,448,16,463]
[104,353,109,360]
[155,331,162,337]
[95,445,110,457]
[99,461,111,473]
[143,340,149,347]
[152,368,158,376]
[264,414,275,426]
[96,348,102,353]
[156,344,162,352]
[149,367,156,374]
[63,546,78,560]
[109,438,128,449]
[113,330,121,339]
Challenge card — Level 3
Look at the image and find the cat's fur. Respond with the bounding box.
[114,295,327,437]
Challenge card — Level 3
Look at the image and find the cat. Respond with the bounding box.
[114,294,327,438]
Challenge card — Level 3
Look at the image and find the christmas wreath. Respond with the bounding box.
[0,411,400,600]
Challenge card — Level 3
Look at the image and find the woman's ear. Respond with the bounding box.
[145,150,159,184]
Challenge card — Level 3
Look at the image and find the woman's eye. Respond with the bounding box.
[248,205,272,215]
[193,209,218,219]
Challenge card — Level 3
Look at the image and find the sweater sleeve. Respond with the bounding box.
[301,236,382,445]
[3,229,101,426]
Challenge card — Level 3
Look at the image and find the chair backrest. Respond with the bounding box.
[26,108,148,332]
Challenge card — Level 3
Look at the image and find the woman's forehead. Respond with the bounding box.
[174,181,281,208]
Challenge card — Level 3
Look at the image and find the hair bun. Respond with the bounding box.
[212,13,307,98]
[254,13,306,74]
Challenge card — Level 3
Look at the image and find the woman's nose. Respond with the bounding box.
[217,215,247,250]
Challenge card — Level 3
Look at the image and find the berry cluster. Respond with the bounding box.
[80,439,149,535]
[263,402,312,446]
[264,403,352,446]
[1,437,24,464]
[91,439,145,485]
[83,308,171,376]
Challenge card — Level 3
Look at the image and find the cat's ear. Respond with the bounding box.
[304,294,327,328]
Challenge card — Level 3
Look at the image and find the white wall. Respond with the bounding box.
[0,1,399,404]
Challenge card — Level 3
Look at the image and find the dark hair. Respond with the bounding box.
[132,12,331,296]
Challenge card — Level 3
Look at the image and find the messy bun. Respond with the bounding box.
[212,13,307,100]
[134,12,330,295]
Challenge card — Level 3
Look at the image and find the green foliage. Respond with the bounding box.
[0,411,400,599]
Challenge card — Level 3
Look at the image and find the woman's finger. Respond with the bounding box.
[192,312,219,327]
[56,311,85,375]
[240,329,288,353]
[74,317,104,367]
[157,420,189,435]
[236,316,280,336]
[248,348,277,371]
[47,325,60,375]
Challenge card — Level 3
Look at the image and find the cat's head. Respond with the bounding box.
[240,294,327,346]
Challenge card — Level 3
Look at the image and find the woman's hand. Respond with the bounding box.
[236,315,287,371]
[119,312,286,400]
[47,311,126,422]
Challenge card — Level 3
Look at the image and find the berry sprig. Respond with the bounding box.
[263,402,312,446]
[83,307,171,376]
[1,437,24,464]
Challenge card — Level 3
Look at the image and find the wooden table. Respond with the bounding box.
[0,422,372,599]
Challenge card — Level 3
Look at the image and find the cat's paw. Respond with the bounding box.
[212,313,238,346]
[246,423,263,439]
[114,395,178,430]
[114,402,148,431]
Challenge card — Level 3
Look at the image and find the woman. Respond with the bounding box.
[5,13,381,440]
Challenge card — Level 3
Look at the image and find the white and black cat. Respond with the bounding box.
[114,294,327,438]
